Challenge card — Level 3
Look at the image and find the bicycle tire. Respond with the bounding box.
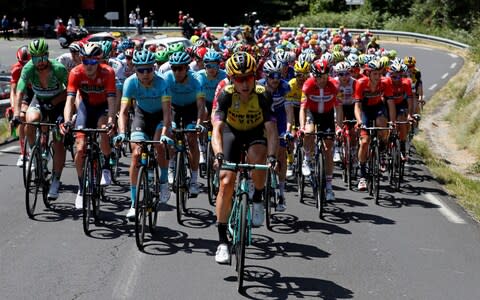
[149,164,160,234]
[264,168,276,231]
[388,138,397,187]
[22,136,29,188]
[135,166,148,250]
[396,139,404,191]
[82,156,94,235]
[175,152,187,224]
[206,141,217,206]
[296,146,304,202]
[373,145,381,204]
[236,193,248,292]
[111,147,122,184]
[25,146,41,219]
[92,156,102,220]
[317,151,326,219]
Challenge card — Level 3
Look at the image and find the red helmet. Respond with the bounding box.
[195,46,208,60]
[147,44,157,53]
[16,45,31,64]
[311,59,330,76]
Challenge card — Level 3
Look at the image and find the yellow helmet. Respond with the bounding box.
[403,56,416,66]
[294,60,310,73]
[225,51,257,77]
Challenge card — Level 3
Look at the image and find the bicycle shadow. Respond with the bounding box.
[227,265,354,299]
[264,213,299,234]
[177,207,217,228]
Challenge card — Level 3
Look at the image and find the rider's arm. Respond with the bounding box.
[265,120,278,157]
[117,98,130,134]
[105,67,118,125]
[299,91,307,129]
[387,98,396,123]
[64,94,76,123]
[161,96,172,136]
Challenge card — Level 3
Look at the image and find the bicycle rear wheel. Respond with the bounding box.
[135,166,149,250]
[25,146,41,219]
[235,193,248,292]
[82,157,94,235]
[264,168,276,231]
[396,139,404,191]
[92,157,102,220]
[372,145,381,204]
[22,137,30,188]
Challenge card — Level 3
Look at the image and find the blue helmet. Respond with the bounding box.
[169,51,192,65]
[132,49,155,65]
[203,50,222,63]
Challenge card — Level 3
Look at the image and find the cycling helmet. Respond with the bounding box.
[193,39,207,48]
[132,49,155,65]
[203,50,222,63]
[366,59,382,71]
[401,64,408,73]
[80,42,103,58]
[16,45,31,64]
[169,51,192,65]
[68,42,82,53]
[263,59,282,74]
[147,44,157,53]
[275,51,289,65]
[332,51,345,63]
[311,59,330,76]
[298,52,315,64]
[154,50,170,63]
[28,39,49,56]
[346,54,359,68]
[294,60,310,73]
[342,46,351,55]
[194,47,208,60]
[99,40,113,59]
[404,56,416,66]
[357,54,368,66]
[320,52,334,66]
[124,48,134,58]
[119,39,135,52]
[335,61,351,73]
[389,62,403,73]
[167,42,185,55]
[388,49,397,60]
[332,44,343,53]
[379,56,390,68]
[225,51,257,77]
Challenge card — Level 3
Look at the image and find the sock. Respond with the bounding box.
[130,185,136,207]
[217,223,228,244]
[191,170,198,183]
[160,167,168,184]
[360,163,367,178]
[326,175,333,190]
[253,188,263,203]
[279,181,285,196]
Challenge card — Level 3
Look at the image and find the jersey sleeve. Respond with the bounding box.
[105,67,117,98]
[213,89,231,122]
[67,68,80,97]
[16,62,33,93]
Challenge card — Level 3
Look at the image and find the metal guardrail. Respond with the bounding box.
[87,26,470,49]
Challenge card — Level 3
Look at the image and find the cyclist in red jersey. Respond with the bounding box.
[387,62,414,159]
[62,42,117,209]
[10,46,33,167]
[299,59,341,201]
[354,60,393,191]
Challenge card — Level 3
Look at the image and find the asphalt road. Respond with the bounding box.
[0,38,479,300]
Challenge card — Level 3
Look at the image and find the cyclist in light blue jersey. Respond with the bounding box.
[115,50,173,221]
[163,51,206,196]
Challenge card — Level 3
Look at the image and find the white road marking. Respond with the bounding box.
[450,62,457,69]
[0,145,19,156]
[441,73,449,79]
[448,53,458,58]
[424,193,466,224]
[429,84,438,90]
[414,46,433,51]
[112,246,144,299]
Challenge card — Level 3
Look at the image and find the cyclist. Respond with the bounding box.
[387,62,414,160]
[12,39,68,200]
[354,60,393,191]
[284,59,310,177]
[163,51,206,196]
[115,50,173,220]
[299,59,341,201]
[56,42,82,73]
[258,58,290,211]
[154,49,170,74]
[404,56,424,116]
[62,42,117,209]
[10,45,33,167]
[212,51,278,263]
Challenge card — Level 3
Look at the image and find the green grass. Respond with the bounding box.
[0,118,11,143]
[414,139,480,222]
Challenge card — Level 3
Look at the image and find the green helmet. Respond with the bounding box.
[28,39,49,56]
[167,42,185,55]
[99,40,113,59]
[154,50,170,63]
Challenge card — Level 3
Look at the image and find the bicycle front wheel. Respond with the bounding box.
[316,152,326,219]
[235,193,248,292]
[135,166,149,250]
[264,168,276,231]
[149,165,160,234]
[25,146,41,219]
[82,157,94,235]
[175,152,187,224]
[372,145,381,204]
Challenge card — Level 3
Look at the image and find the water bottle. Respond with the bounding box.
[140,152,147,166]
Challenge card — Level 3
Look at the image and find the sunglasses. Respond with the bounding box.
[337,72,350,77]
[171,66,185,72]
[82,58,98,65]
[268,72,281,80]
[314,73,329,78]
[205,63,219,70]
[32,55,48,64]
[136,66,154,74]
[233,75,255,84]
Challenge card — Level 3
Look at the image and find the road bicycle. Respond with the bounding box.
[71,128,108,235]
[338,120,358,190]
[24,121,57,219]
[387,121,409,191]
[204,121,218,206]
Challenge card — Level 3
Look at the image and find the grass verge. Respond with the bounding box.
[0,118,12,144]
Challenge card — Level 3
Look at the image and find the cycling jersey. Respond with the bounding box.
[334,76,356,106]
[407,67,422,95]
[212,77,230,112]
[121,73,171,113]
[163,69,203,107]
[256,78,290,111]
[214,84,275,131]
[390,78,413,105]
[11,62,33,103]
[354,76,393,106]
[17,60,68,100]
[56,52,79,73]
[67,63,116,106]
[285,77,304,108]
[301,77,339,114]
[195,68,228,103]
